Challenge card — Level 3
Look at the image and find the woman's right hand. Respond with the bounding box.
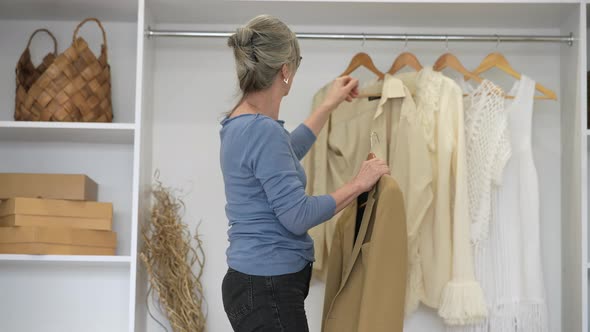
[352,158,390,193]
[329,157,390,215]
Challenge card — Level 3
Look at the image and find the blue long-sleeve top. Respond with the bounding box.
[220,113,336,276]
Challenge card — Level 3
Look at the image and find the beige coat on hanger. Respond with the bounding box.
[322,175,407,332]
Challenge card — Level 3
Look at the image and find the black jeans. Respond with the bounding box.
[222,263,313,332]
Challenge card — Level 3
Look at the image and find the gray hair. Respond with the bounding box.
[227,15,301,95]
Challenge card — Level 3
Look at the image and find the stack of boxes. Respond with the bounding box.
[0,173,117,255]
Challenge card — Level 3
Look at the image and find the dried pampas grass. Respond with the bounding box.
[141,176,206,332]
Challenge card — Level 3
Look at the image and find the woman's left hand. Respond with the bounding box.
[321,76,359,111]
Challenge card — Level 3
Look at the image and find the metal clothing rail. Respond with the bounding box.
[146,28,574,46]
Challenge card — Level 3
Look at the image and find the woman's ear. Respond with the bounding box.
[281,64,291,81]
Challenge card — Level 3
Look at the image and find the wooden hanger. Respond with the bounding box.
[387,52,423,76]
[434,52,483,84]
[433,52,502,98]
[469,52,557,100]
[340,52,385,80]
[340,52,384,98]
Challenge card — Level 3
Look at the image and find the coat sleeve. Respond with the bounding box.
[250,118,336,236]
[438,86,488,325]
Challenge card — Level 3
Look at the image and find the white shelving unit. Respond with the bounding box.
[0,1,140,331]
[0,0,589,331]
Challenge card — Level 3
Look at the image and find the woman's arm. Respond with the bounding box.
[302,103,332,137]
[251,118,388,236]
[330,158,390,214]
[252,118,336,236]
[330,181,363,214]
[289,124,317,160]
[288,76,359,160]
[303,76,359,136]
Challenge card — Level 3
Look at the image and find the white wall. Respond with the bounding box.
[149,24,562,332]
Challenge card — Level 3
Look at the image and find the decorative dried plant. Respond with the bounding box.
[141,176,206,332]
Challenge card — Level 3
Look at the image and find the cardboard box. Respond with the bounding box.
[0,197,112,220]
[0,173,98,201]
[0,226,117,255]
[0,215,112,231]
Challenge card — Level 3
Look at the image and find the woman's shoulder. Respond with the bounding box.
[224,113,287,140]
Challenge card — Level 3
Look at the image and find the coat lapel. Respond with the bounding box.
[338,186,377,293]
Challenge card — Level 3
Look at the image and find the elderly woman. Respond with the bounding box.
[220,14,390,332]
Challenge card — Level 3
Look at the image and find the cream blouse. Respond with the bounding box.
[395,68,487,325]
[373,75,434,316]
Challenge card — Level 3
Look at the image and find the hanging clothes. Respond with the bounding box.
[303,80,383,280]
[373,74,434,316]
[394,68,486,325]
[487,75,549,331]
[304,76,432,287]
[304,74,434,285]
[322,175,407,332]
[444,78,511,332]
[460,79,512,246]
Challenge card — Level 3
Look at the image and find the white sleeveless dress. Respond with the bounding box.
[447,75,548,332]
[490,75,549,331]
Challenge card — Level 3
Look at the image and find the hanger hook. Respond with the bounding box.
[361,33,366,48]
[404,34,408,50]
[495,34,500,49]
[370,131,380,151]
[445,35,449,51]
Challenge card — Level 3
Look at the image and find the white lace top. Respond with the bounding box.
[462,80,511,246]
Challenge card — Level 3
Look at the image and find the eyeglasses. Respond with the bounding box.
[297,56,303,68]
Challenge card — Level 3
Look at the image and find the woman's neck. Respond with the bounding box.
[239,89,282,120]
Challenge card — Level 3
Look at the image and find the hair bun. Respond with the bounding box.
[228,27,255,49]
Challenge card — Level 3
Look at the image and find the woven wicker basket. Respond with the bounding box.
[15,29,58,121]
[15,18,113,122]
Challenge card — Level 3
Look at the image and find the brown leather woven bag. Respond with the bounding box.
[15,18,113,122]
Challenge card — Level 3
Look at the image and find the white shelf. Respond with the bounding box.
[0,121,135,144]
[0,254,132,265]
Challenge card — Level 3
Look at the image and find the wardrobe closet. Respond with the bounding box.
[0,1,587,332]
